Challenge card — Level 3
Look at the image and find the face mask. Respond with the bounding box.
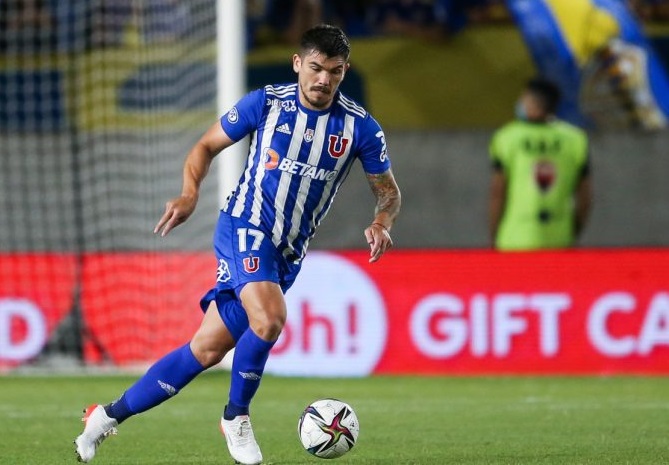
[515,100,528,121]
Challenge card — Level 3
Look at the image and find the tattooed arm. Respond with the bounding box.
[364,169,401,263]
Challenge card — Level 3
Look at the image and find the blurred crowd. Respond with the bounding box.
[1,0,669,52]
[630,0,669,20]
[248,0,508,47]
[249,0,669,48]
[0,0,198,51]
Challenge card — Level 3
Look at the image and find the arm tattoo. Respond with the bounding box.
[366,170,401,219]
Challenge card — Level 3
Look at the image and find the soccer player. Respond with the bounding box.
[74,24,401,465]
[489,77,592,250]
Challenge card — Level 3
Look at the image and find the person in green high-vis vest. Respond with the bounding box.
[489,78,592,251]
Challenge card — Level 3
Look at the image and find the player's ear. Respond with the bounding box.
[342,62,350,79]
[292,54,301,73]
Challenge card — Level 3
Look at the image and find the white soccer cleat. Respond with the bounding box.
[220,415,263,465]
[74,404,118,463]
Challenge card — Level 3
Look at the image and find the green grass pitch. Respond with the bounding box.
[2,372,669,464]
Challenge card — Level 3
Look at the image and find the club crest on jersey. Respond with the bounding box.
[534,160,557,192]
[264,148,280,170]
[303,129,314,143]
[328,135,350,158]
[243,256,260,273]
[217,259,231,282]
[227,107,239,124]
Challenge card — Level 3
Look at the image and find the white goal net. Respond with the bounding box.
[0,0,226,371]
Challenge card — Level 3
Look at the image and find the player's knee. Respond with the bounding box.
[189,336,230,368]
[251,310,286,341]
[191,344,226,368]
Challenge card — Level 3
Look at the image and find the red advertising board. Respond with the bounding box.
[1,249,668,375]
[336,249,669,375]
[80,253,214,365]
[0,254,77,368]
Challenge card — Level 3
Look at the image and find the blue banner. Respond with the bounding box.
[507,0,669,130]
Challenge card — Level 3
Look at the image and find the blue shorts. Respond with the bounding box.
[199,212,301,341]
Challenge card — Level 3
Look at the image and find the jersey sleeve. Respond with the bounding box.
[489,128,505,168]
[220,88,265,142]
[579,134,591,178]
[576,128,591,176]
[356,114,392,174]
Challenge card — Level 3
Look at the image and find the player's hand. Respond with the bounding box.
[364,223,393,263]
[154,195,197,237]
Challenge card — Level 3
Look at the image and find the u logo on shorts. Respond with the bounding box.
[243,256,260,273]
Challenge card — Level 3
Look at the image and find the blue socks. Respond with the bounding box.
[103,329,275,423]
[106,343,205,423]
[224,329,275,420]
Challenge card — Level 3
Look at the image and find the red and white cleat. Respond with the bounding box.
[74,404,118,463]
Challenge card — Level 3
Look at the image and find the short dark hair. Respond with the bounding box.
[526,78,561,114]
[300,24,350,61]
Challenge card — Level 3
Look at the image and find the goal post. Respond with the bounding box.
[216,0,246,369]
[217,0,247,206]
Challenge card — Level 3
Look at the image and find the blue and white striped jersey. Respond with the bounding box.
[220,83,391,264]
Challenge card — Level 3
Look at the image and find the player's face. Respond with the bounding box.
[518,91,548,121]
[293,50,349,110]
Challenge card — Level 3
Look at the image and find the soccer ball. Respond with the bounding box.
[297,398,359,459]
